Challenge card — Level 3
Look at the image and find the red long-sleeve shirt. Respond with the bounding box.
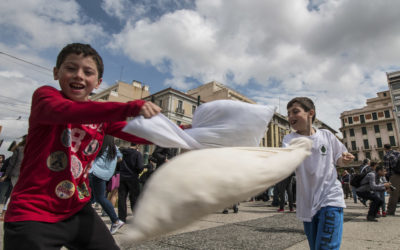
[5,86,150,223]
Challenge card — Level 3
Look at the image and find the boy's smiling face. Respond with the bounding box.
[53,53,102,102]
[287,102,314,132]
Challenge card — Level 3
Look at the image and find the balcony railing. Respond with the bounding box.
[176,108,185,114]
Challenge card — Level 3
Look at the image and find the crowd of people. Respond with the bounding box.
[337,144,400,222]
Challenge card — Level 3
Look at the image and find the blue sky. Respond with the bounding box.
[1,0,400,156]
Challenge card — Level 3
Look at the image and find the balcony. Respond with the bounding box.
[176,108,185,115]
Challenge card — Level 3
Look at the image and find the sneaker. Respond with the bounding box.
[277,208,284,212]
[222,209,229,214]
[366,216,378,222]
[233,205,239,213]
[110,220,125,235]
[290,208,295,212]
[382,211,387,217]
[377,211,381,216]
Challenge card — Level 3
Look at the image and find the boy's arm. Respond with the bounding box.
[32,86,145,125]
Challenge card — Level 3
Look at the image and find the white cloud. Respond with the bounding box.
[0,0,105,49]
[108,0,400,131]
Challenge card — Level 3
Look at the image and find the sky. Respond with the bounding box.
[1,0,400,156]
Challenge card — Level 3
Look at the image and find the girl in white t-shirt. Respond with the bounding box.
[283,97,354,250]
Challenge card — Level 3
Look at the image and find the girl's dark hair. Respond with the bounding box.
[370,161,377,167]
[56,43,104,79]
[287,97,316,122]
[97,135,117,161]
[375,165,384,172]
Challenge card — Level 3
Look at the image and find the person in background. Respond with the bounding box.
[375,165,388,217]
[360,159,372,174]
[356,162,391,221]
[383,144,400,216]
[118,144,144,223]
[276,173,295,212]
[89,135,125,234]
[151,146,177,167]
[349,168,358,204]
[341,170,351,199]
[0,136,26,221]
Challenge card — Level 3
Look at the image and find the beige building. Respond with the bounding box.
[340,91,399,163]
[187,81,256,104]
[90,80,150,102]
[143,88,203,126]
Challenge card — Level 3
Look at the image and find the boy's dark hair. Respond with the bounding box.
[56,43,104,79]
[287,97,316,122]
[375,165,384,172]
[384,144,392,150]
[370,161,377,167]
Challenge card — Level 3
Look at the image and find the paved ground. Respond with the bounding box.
[2,198,400,249]
[111,198,400,250]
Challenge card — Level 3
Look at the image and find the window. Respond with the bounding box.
[342,119,345,127]
[392,82,400,90]
[387,123,393,131]
[390,136,396,146]
[178,100,183,109]
[348,117,353,124]
[374,125,380,133]
[159,100,163,108]
[360,114,365,124]
[362,127,367,135]
[365,152,371,160]
[262,138,265,147]
[378,151,384,160]
[372,112,378,120]
[349,129,355,137]
[351,141,357,151]
[345,142,348,149]
[363,139,369,149]
[385,110,390,118]
[177,121,181,126]
[192,105,196,114]
[343,130,346,138]
[354,154,358,162]
[376,138,382,148]
[383,92,387,97]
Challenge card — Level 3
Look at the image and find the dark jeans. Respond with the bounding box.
[3,203,119,250]
[0,180,12,204]
[356,191,383,218]
[89,174,119,224]
[277,177,293,210]
[118,176,140,222]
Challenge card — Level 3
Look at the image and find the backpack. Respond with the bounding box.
[350,172,368,188]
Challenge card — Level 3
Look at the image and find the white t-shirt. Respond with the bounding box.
[282,129,346,222]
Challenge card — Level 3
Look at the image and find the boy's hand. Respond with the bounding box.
[181,124,192,130]
[140,102,161,118]
[341,152,354,165]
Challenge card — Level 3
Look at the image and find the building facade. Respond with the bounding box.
[387,70,400,138]
[90,80,150,103]
[340,91,399,163]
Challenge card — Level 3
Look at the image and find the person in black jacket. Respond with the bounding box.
[118,144,143,223]
[151,146,177,167]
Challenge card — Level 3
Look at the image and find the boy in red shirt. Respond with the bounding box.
[3,43,160,250]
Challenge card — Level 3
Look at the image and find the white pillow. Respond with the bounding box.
[122,100,275,149]
[126,137,312,242]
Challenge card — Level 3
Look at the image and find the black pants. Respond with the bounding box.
[356,191,383,218]
[3,203,119,250]
[277,176,294,210]
[118,176,140,222]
